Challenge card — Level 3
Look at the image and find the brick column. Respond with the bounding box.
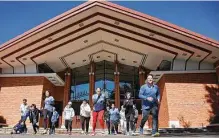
[89,62,95,108]
[114,61,120,108]
[61,68,71,128]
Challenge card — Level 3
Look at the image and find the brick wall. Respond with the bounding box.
[157,76,169,128]
[163,73,218,127]
[0,76,44,126]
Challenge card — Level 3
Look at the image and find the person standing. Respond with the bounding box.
[20,99,28,133]
[29,104,40,134]
[123,92,135,136]
[64,101,75,135]
[104,106,111,135]
[42,90,55,134]
[50,107,59,135]
[92,88,106,136]
[80,99,91,135]
[139,74,160,137]
[120,105,126,135]
[109,103,120,135]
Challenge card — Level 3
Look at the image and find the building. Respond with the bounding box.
[0,1,219,128]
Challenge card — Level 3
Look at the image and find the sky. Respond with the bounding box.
[0,1,218,46]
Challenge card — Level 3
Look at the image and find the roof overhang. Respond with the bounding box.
[0,73,65,86]
[0,1,218,72]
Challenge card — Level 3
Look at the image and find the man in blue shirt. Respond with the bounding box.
[139,74,160,137]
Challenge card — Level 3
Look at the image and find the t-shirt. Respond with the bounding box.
[44,96,54,112]
[20,104,28,117]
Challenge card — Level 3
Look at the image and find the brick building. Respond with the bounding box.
[0,1,219,128]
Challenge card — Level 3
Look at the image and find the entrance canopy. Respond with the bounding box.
[0,1,219,74]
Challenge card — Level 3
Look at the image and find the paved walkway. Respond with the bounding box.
[0,133,219,138]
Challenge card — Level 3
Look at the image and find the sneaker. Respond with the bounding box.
[81,131,85,134]
[91,132,96,136]
[101,130,105,134]
[69,131,72,135]
[126,132,130,136]
[151,132,160,137]
[85,132,88,135]
[139,127,143,135]
[42,129,47,134]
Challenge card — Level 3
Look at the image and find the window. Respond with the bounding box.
[157,60,171,71]
[95,61,115,100]
[71,65,89,100]
[38,63,54,73]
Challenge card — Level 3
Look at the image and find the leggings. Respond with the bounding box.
[80,116,90,133]
[65,120,72,132]
[43,109,53,130]
[126,114,134,132]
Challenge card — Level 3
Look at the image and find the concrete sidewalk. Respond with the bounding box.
[1,133,219,138]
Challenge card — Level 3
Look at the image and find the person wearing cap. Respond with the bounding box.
[63,101,75,135]
[80,99,91,135]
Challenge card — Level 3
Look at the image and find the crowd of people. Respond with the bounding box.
[11,74,160,137]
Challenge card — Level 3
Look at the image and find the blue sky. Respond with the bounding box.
[0,1,218,45]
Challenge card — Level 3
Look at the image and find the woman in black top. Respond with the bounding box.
[123,92,135,136]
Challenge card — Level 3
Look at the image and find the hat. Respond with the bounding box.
[68,101,72,105]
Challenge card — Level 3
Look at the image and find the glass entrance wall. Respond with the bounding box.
[119,64,140,109]
[71,65,89,100]
[95,61,115,100]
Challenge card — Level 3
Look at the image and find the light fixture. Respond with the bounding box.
[97,56,100,59]
[182,53,187,56]
[83,59,86,62]
[10,60,15,63]
[72,62,75,65]
[211,56,217,59]
[22,58,27,61]
[84,40,88,43]
[114,21,120,25]
[149,33,155,37]
[196,55,201,58]
[47,37,53,41]
[0,62,2,65]
[114,39,119,42]
[108,55,111,58]
[121,58,125,61]
[79,23,84,27]
[133,61,137,63]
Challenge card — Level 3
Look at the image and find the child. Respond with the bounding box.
[11,120,26,134]
[109,103,120,135]
[80,99,91,135]
[120,105,126,135]
[50,107,59,135]
[133,104,138,133]
[104,106,111,135]
[64,101,75,135]
[29,104,40,134]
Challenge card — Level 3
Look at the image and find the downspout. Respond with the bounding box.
[198,52,212,70]
[185,53,194,70]
[16,58,26,74]
[171,54,177,71]
[1,58,14,74]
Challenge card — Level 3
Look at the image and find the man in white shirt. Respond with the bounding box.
[20,99,28,133]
